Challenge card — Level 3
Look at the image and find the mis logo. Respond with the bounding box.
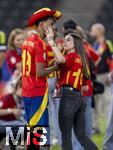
[6,126,49,147]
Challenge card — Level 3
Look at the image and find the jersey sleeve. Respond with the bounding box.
[0,96,9,109]
[35,40,46,64]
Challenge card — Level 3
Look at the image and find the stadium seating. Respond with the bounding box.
[95,0,113,39]
[0,0,112,40]
[0,0,59,35]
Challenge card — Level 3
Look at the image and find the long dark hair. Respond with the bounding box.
[64,29,90,79]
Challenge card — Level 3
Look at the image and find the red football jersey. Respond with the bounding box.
[0,94,17,121]
[59,52,83,90]
[22,34,47,97]
[6,49,21,72]
[84,41,100,64]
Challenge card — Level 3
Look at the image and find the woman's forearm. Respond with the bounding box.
[45,27,65,63]
[50,43,65,63]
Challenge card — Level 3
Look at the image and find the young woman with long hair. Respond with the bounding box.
[45,28,98,150]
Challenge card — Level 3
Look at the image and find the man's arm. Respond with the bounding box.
[36,63,59,77]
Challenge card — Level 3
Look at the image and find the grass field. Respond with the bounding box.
[51,115,106,150]
[92,115,106,150]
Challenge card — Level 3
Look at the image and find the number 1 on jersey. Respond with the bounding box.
[22,50,31,76]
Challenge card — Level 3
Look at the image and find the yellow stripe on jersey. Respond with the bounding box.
[66,71,71,84]
[48,72,57,78]
[47,51,54,57]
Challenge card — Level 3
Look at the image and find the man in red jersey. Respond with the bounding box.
[22,8,62,149]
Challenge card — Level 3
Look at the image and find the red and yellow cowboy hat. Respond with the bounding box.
[28,8,62,27]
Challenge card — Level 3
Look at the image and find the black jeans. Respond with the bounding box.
[59,88,98,150]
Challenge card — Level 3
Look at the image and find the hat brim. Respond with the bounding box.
[28,10,62,27]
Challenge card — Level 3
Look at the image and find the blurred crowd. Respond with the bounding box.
[0,28,35,149]
[0,19,113,150]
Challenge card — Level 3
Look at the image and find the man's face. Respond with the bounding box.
[63,34,75,52]
[14,33,25,49]
[41,18,56,37]
[90,26,99,39]
[43,18,56,31]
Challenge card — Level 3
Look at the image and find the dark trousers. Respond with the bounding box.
[59,88,98,150]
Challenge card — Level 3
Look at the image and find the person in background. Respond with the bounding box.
[6,28,25,68]
[4,64,21,96]
[0,77,25,129]
[0,78,24,121]
[62,19,83,37]
[90,23,112,134]
[1,28,25,81]
[103,65,113,150]
[0,77,25,150]
[76,27,100,150]
[62,19,77,33]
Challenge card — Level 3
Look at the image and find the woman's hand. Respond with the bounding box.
[45,27,55,46]
[81,85,89,92]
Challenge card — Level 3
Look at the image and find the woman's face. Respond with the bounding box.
[14,33,25,49]
[63,34,75,52]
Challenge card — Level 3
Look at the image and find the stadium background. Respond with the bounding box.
[0,0,113,39]
[0,0,113,149]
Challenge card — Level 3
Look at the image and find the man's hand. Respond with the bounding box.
[36,63,59,77]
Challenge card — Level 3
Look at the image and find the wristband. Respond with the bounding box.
[51,43,57,47]
[7,108,11,113]
[48,40,56,47]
